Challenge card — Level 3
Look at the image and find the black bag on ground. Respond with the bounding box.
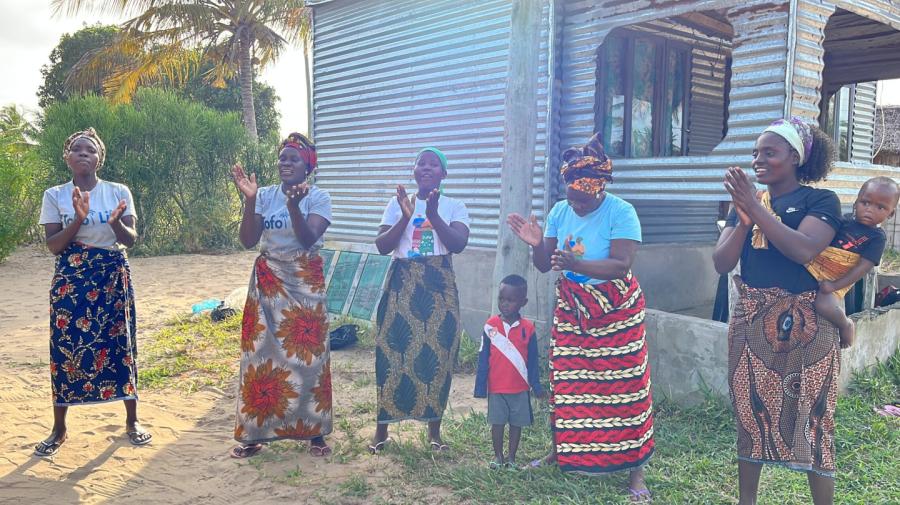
[210,301,238,322]
[876,285,900,308]
[329,324,358,350]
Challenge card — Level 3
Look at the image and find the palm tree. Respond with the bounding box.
[55,0,311,140]
[0,105,38,152]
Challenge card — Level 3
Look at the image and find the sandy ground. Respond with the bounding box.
[0,246,481,504]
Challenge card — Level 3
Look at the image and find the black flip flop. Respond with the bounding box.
[429,441,450,452]
[34,438,65,457]
[126,430,152,446]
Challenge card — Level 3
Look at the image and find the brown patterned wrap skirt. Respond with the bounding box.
[728,281,840,477]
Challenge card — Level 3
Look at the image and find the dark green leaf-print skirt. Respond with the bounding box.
[375,255,460,423]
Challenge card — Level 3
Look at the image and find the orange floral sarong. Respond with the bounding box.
[234,252,332,443]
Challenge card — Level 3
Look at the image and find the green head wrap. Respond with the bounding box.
[415,147,448,174]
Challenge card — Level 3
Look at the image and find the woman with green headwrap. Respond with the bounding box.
[368,147,471,453]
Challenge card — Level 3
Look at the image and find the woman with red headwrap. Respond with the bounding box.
[229,133,333,459]
[508,134,654,502]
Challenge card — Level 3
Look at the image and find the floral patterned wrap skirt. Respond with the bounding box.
[234,252,332,443]
[49,243,138,406]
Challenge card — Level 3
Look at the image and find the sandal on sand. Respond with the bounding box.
[34,437,66,457]
[309,444,332,457]
[628,488,652,503]
[126,430,152,446]
[368,438,390,455]
[429,441,450,452]
[230,444,264,459]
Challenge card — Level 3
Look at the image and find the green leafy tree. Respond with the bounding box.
[40,25,281,139]
[182,61,281,141]
[56,0,310,140]
[38,24,119,109]
[0,106,45,262]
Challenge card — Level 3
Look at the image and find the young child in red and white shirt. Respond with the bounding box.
[474,274,546,469]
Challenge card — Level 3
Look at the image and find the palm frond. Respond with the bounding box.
[52,0,157,18]
[54,0,313,138]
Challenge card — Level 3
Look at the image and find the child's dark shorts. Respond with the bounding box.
[487,391,533,427]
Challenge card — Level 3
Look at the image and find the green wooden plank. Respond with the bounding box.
[348,255,392,320]
[319,248,336,277]
[326,251,362,314]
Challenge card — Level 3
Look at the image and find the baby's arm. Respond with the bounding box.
[820,258,876,294]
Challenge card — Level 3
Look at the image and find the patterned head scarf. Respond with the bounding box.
[280,132,317,176]
[763,117,814,165]
[63,127,106,169]
[415,147,448,174]
[560,133,613,197]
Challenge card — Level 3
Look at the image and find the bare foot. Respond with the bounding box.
[839,319,855,349]
[628,469,652,503]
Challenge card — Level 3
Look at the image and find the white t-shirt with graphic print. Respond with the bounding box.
[379,195,471,259]
[254,184,332,256]
[39,180,136,251]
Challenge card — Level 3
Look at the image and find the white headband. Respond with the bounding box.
[763,122,806,164]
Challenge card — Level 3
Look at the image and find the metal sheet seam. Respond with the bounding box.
[785,0,799,118]
[308,9,316,138]
[543,0,557,215]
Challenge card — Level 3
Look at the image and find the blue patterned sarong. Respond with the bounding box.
[49,243,138,406]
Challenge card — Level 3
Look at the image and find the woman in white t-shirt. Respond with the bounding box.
[368,147,470,454]
[34,128,150,457]
[229,133,334,459]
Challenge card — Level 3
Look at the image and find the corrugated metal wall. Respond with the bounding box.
[556,0,787,243]
[311,0,549,248]
[309,0,898,247]
[850,81,877,163]
[789,0,900,203]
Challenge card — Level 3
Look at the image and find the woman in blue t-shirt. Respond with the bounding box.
[508,134,654,502]
[713,118,842,505]
[229,133,333,459]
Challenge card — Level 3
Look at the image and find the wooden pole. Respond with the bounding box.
[492,0,543,313]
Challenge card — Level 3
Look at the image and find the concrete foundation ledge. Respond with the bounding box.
[644,309,730,406]
[840,304,900,390]
[644,305,900,406]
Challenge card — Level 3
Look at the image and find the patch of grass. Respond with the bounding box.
[352,373,373,389]
[880,248,900,273]
[339,475,372,498]
[138,314,241,391]
[391,350,900,504]
[455,330,479,374]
